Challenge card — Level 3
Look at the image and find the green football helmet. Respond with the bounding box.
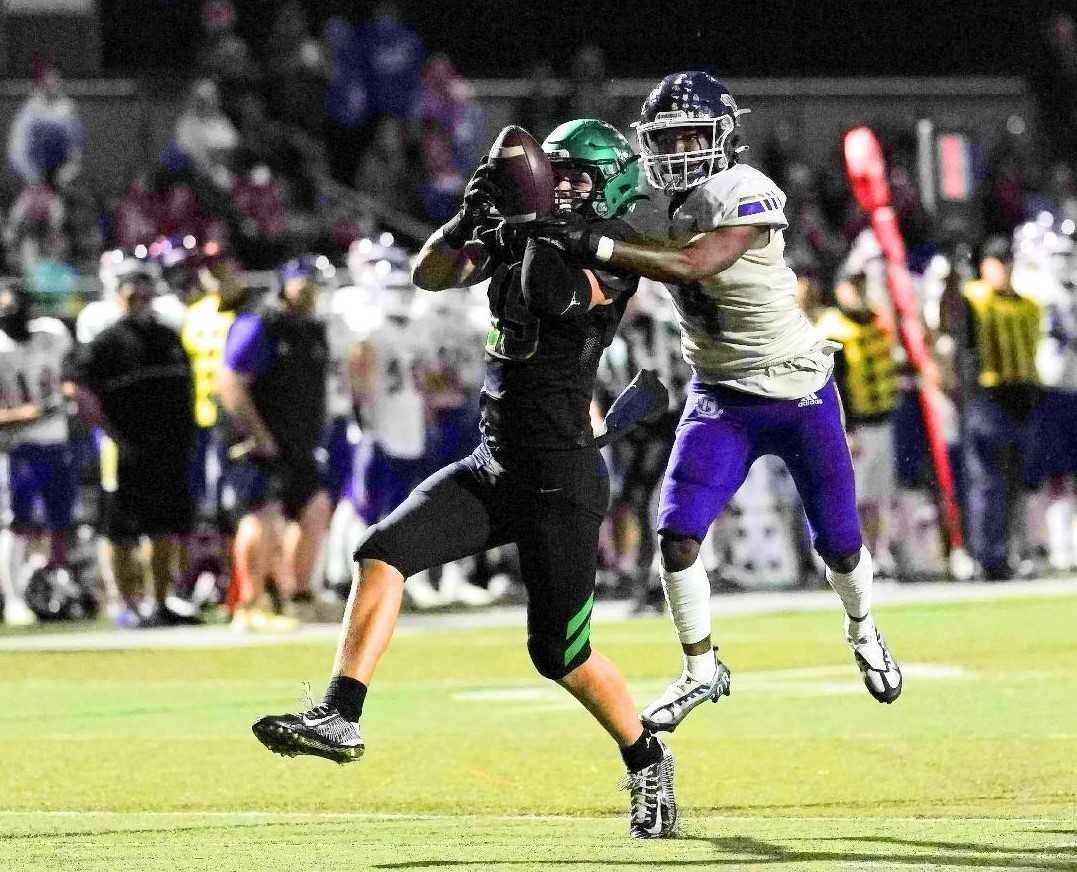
[541,118,641,219]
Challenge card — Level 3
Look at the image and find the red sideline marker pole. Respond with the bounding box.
[843,126,964,552]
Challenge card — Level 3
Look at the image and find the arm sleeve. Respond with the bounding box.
[223,313,272,376]
[521,239,594,319]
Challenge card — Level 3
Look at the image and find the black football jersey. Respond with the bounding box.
[479,219,638,451]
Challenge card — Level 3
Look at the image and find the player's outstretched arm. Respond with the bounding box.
[413,158,503,291]
[526,214,765,285]
[598,224,766,285]
[412,230,488,291]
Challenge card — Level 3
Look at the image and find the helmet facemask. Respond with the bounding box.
[636,110,747,194]
[541,119,641,219]
[549,159,605,218]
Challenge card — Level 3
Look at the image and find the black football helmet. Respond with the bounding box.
[635,71,750,194]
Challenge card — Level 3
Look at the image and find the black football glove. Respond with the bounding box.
[442,159,505,248]
[523,211,602,263]
[476,220,525,261]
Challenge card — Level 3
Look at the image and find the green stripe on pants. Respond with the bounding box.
[564,593,594,667]
[566,593,594,640]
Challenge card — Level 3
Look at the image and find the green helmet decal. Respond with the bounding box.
[541,118,641,219]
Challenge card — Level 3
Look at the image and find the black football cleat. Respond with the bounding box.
[620,738,677,839]
[252,704,364,765]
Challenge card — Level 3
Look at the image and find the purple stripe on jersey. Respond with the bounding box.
[656,378,862,561]
[224,312,272,376]
[737,201,765,217]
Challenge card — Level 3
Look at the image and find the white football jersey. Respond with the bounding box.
[360,312,428,459]
[75,295,185,344]
[662,164,836,398]
[1035,280,1077,392]
[0,317,72,445]
[613,279,690,408]
[75,298,119,344]
[322,287,370,421]
[412,289,487,411]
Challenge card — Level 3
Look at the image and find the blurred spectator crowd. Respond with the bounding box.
[1,5,1077,630]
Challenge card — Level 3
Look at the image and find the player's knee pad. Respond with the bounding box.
[659,533,701,573]
[352,525,415,580]
[528,633,588,681]
[816,535,864,573]
[351,518,381,559]
[823,547,863,575]
[352,524,388,565]
[813,517,863,570]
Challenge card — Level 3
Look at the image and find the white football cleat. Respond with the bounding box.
[3,597,37,627]
[640,650,731,733]
[438,561,496,606]
[846,616,902,704]
[402,570,444,610]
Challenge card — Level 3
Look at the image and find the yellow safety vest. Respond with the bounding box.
[961,281,1040,388]
[816,307,899,419]
[181,294,235,429]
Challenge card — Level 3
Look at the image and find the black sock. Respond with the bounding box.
[620,729,662,773]
[323,675,367,722]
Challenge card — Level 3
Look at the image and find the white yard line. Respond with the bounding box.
[0,810,1069,823]
[0,577,1074,652]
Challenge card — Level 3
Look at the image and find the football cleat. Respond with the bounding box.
[620,738,677,839]
[847,618,902,704]
[640,650,731,733]
[232,606,299,634]
[2,596,37,627]
[252,704,364,765]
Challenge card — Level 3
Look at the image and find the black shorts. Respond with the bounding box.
[105,451,195,544]
[220,453,323,526]
[355,442,610,678]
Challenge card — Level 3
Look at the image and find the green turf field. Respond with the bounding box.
[2,594,1076,870]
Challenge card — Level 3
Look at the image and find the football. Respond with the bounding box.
[487,125,555,223]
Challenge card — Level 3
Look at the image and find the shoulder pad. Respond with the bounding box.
[29,316,71,339]
[675,164,788,233]
[622,195,672,243]
[76,300,120,344]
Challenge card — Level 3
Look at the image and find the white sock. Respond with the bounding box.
[685,651,716,682]
[825,545,875,638]
[326,500,363,587]
[1045,497,1075,569]
[660,556,713,677]
[0,528,21,605]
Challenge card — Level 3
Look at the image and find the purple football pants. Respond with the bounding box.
[657,377,863,562]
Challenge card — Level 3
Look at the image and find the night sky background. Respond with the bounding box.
[97,0,1073,79]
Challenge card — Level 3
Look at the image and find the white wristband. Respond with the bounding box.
[594,236,615,263]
